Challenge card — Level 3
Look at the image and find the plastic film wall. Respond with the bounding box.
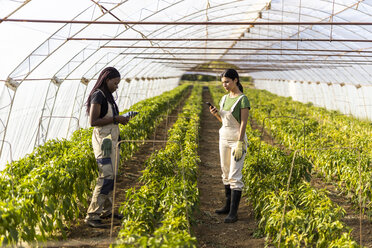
[0,77,178,168]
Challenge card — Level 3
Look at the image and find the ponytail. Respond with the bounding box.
[237,81,243,93]
[221,68,243,93]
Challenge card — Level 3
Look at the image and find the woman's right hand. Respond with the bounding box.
[209,106,218,115]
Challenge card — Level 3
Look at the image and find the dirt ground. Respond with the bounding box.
[192,87,265,248]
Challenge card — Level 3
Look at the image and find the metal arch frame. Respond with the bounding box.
[0,1,130,159]
[4,0,372,84]
[241,1,372,83]
[5,1,165,155]
[25,0,191,147]
[108,4,364,81]
[73,0,186,125]
[112,52,372,57]
[245,52,372,85]
[34,46,99,147]
[111,0,270,71]
[2,0,372,159]
[110,1,275,83]
[246,50,372,86]
[228,0,370,82]
[92,0,266,73]
[253,12,372,49]
[104,45,372,54]
[68,0,259,113]
[72,0,198,126]
[131,57,372,64]
[244,50,368,86]
[241,18,370,65]
[0,0,32,24]
[108,1,272,84]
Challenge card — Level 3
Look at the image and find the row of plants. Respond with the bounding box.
[209,86,358,247]
[244,88,372,216]
[0,84,190,245]
[115,85,202,247]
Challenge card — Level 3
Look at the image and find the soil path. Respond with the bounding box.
[54,90,190,247]
[250,113,372,247]
[193,87,265,248]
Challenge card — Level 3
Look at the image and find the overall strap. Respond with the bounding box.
[97,89,116,116]
[230,95,245,111]
[219,95,228,110]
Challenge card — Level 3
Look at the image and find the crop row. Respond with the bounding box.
[245,88,372,217]
[115,85,202,247]
[209,86,357,247]
[0,84,190,245]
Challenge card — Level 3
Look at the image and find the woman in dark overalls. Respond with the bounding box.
[84,67,134,227]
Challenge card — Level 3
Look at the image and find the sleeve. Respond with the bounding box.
[240,96,251,110]
[91,91,105,105]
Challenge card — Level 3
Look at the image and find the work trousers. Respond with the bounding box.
[219,138,246,191]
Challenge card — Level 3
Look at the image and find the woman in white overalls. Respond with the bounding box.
[209,69,250,223]
[84,67,132,228]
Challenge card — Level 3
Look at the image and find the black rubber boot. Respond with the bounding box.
[224,190,242,223]
[215,185,231,214]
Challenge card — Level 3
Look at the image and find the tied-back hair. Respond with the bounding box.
[86,67,121,115]
[221,68,243,93]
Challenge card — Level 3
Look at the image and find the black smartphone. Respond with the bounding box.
[205,102,213,108]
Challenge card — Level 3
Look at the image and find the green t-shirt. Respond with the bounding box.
[220,94,250,123]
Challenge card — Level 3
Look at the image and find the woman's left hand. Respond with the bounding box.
[115,115,129,125]
[232,141,246,161]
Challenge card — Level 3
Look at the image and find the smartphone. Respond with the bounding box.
[205,102,213,108]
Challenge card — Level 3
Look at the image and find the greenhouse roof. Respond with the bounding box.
[2,0,372,85]
[1,0,372,165]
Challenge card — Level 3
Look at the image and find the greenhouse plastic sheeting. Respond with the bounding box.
[1,0,372,167]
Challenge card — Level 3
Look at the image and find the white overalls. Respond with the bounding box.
[218,94,247,191]
[86,90,120,221]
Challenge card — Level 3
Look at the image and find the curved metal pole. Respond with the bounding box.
[110,1,259,81]
[81,1,266,86]
[0,0,32,24]
[0,3,120,160]
[35,116,80,146]
[243,1,372,82]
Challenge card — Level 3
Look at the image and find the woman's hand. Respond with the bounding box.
[232,140,246,161]
[209,105,218,115]
[209,106,222,123]
[115,115,129,125]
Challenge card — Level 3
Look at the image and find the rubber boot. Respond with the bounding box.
[224,190,242,223]
[215,185,231,214]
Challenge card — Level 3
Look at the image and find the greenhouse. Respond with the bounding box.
[0,0,371,247]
